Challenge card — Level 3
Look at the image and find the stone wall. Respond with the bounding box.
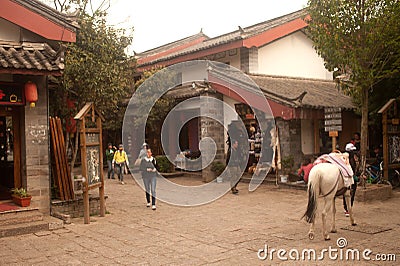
[240,47,258,73]
[51,196,107,219]
[276,118,303,168]
[200,92,225,182]
[23,76,50,213]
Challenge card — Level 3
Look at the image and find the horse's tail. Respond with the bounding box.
[302,172,319,223]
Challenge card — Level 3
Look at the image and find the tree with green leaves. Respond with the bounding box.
[47,0,135,168]
[306,0,400,178]
[50,0,135,130]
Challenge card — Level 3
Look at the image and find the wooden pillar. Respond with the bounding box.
[313,119,320,154]
[329,131,338,152]
[97,116,105,217]
[382,111,388,181]
[12,108,22,189]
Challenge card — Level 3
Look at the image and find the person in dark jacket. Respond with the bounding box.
[140,149,157,210]
[105,143,116,179]
[227,139,241,194]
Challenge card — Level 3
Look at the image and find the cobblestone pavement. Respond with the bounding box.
[1,173,399,265]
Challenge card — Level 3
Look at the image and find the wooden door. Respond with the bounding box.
[0,107,21,197]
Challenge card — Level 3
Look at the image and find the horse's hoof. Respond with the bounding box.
[308,232,314,240]
[331,229,337,233]
[352,223,357,226]
[324,235,330,241]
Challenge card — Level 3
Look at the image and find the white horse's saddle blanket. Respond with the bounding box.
[315,153,354,187]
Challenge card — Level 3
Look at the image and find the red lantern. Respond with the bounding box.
[24,81,38,107]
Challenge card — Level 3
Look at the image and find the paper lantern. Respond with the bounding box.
[24,81,38,107]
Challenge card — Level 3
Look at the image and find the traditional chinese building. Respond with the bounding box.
[135,9,360,175]
[0,0,77,212]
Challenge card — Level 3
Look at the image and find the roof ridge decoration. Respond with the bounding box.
[248,73,337,84]
[136,31,209,57]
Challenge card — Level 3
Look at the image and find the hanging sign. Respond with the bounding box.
[324,107,342,132]
[0,83,25,105]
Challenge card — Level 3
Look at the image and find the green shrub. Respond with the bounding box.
[211,161,225,176]
[156,155,173,173]
[281,155,294,174]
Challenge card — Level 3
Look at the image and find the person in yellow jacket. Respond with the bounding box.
[112,144,129,184]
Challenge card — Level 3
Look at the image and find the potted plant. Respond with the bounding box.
[280,155,294,183]
[211,161,225,182]
[11,187,32,207]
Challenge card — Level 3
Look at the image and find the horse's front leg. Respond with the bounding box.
[322,196,333,240]
[330,196,337,233]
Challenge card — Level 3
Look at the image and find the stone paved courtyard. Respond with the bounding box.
[1,173,399,265]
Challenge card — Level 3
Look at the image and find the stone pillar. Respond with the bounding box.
[24,76,50,213]
[200,92,224,182]
[240,47,258,73]
[277,118,302,168]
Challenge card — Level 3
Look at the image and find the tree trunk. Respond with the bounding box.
[360,86,369,187]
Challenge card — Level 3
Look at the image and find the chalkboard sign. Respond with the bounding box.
[389,135,400,164]
[86,146,100,185]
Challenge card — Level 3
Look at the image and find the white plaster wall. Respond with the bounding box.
[223,95,240,153]
[258,31,333,80]
[0,18,20,42]
[181,62,208,84]
[301,119,314,155]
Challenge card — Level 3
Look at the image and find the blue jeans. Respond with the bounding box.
[115,163,125,181]
[107,160,114,179]
[143,175,157,205]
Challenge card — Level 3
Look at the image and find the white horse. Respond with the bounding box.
[303,162,357,240]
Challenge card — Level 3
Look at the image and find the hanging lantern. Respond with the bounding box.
[24,81,38,107]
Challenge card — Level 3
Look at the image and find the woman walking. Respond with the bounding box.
[140,148,157,210]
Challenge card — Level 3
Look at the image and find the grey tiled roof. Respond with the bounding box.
[138,9,307,67]
[0,42,65,72]
[250,74,354,110]
[136,32,209,58]
[207,62,353,110]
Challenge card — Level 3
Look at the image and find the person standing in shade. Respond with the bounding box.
[140,148,157,210]
[227,139,241,194]
[138,143,148,160]
[343,138,358,217]
[354,132,361,151]
[112,144,129,185]
[105,143,116,179]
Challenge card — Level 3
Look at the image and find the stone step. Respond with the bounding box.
[0,220,50,238]
[0,208,43,226]
[0,211,64,238]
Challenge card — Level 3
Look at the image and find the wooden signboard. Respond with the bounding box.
[378,98,400,181]
[74,103,105,224]
[324,107,342,151]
